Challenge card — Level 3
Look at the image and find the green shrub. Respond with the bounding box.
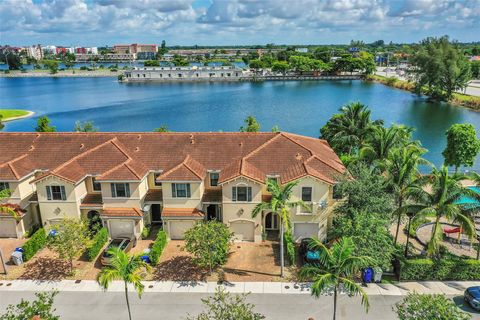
[401,258,480,281]
[284,231,296,265]
[22,228,47,261]
[149,230,167,265]
[141,225,151,239]
[86,227,108,261]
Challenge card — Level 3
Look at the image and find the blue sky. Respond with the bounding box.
[1,0,479,46]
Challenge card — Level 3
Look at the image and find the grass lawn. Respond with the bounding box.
[0,109,31,120]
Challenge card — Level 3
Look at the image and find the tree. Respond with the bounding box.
[271,125,280,132]
[35,116,56,132]
[74,120,99,132]
[0,291,59,320]
[47,218,90,275]
[0,53,22,70]
[97,247,150,320]
[400,166,480,256]
[271,61,289,75]
[248,59,264,70]
[320,102,383,156]
[409,36,471,100]
[442,123,480,173]
[471,61,480,79]
[358,51,376,75]
[239,115,260,132]
[299,237,371,320]
[184,221,233,273]
[394,293,471,320]
[153,125,170,132]
[186,287,265,320]
[252,180,307,277]
[43,60,59,74]
[0,114,4,131]
[172,55,188,66]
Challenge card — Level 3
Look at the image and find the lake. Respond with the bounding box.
[1,77,479,171]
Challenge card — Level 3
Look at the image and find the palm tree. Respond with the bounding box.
[385,147,430,245]
[252,179,307,278]
[300,237,371,320]
[97,247,151,320]
[320,102,383,155]
[400,166,480,256]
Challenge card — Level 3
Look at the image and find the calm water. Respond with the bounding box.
[1,77,479,171]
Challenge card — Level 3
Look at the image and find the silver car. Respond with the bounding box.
[101,236,136,266]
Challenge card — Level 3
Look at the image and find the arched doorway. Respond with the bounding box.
[265,212,279,230]
[87,210,102,235]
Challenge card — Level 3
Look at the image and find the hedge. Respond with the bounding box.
[22,228,47,261]
[86,227,109,261]
[149,230,167,265]
[401,258,480,281]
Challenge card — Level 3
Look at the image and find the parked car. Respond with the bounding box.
[101,236,136,266]
[299,237,320,265]
[464,286,480,311]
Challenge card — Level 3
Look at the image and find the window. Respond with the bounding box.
[301,187,312,202]
[172,183,191,198]
[154,173,162,187]
[210,172,219,187]
[0,182,9,192]
[46,185,66,201]
[266,176,278,185]
[110,183,130,198]
[232,186,252,202]
[92,178,101,192]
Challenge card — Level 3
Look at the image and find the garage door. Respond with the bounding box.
[109,220,135,238]
[169,220,195,240]
[294,223,319,242]
[230,220,255,242]
[0,219,18,238]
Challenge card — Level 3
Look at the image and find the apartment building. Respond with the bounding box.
[26,45,44,60]
[124,66,249,82]
[0,132,346,242]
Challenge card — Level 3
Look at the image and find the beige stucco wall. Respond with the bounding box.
[3,175,36,204]
[162,182,203,209]
[221,177,263,242]
[85,177,102,194]
[138,177,148,201]
[100,181,142,208]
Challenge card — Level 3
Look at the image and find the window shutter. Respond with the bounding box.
[247,187,252,202]
[111,183,116,197]
[232,187,237,201]
[125,183,130,197]
[186,184,191,197]
[60,186,66,200]
[171,184,176,198]
[46,186,52,200]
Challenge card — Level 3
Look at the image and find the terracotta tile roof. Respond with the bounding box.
[162,207,204,218]
[261,194,272,203]
[101,207,143,218]
[80,193,103,207]
[0,203,26,217]
[144,189,163,202]
[0,132,346,185]
[202,188,222,203]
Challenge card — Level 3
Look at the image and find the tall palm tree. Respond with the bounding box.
[252,179,307,278]
[300,237,371,320]
[385,147,430,244]
[320,102,383,155]
[97,247,151,320]
[400,166,480,256]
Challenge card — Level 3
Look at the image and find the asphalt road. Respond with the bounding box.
[0,291,479,320]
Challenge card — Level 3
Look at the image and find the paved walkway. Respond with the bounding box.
[0,279,478,296]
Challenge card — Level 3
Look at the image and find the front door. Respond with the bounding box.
[151,204,161,223]
[265,212,279,230]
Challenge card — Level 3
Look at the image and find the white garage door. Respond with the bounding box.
[169,220,195,240]
[0,219,18,238]
[109,220,135,238]
[294,223,319,242]
[230,220,255,242]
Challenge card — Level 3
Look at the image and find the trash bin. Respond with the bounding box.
[373,267,383,283]
[140,255,151,264]
[362,267,374,283]
[11,251,23,266]
[14,247,24,253]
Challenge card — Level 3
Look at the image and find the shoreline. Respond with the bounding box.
[1,111,35,122]
[0,70,118,78]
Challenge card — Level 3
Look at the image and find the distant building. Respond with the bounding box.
[26,45,44,60]
[56,47,67,55]
[295,48,308,53]
[75,47,87,54]
[114,44,157,59]
[124,66,249,82]
[87,47,98,55]
[75,53,136,61]
[42,45,56,55]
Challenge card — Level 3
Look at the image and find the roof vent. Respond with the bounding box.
[137,135,141,140]
[80,143,85,149]
[295,153,303,160]
[29,145,35,151]
[135,146,140,152]
[190,138,195,145]
[239,142,243,147]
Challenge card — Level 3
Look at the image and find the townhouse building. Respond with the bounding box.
[0,132,346,243]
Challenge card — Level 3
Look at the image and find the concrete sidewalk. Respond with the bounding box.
[0,279,478,296]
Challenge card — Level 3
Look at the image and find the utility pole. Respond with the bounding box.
[0,248,7,275]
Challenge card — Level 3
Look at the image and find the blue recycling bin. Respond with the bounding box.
[14,247,24,253]
[140,255,151,264]
[48,229,58,237]
[362,267,374,283]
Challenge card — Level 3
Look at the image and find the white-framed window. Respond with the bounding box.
[210,172,219,187]
[0,182,9,192]
[110,183,130,198]
[46,185,67,201]
[154,173,162,187]
[266,176,279,186]
[232,185,252,202]
[92,178,101,192]
[172,183,191,198]
[301,187,313,202]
